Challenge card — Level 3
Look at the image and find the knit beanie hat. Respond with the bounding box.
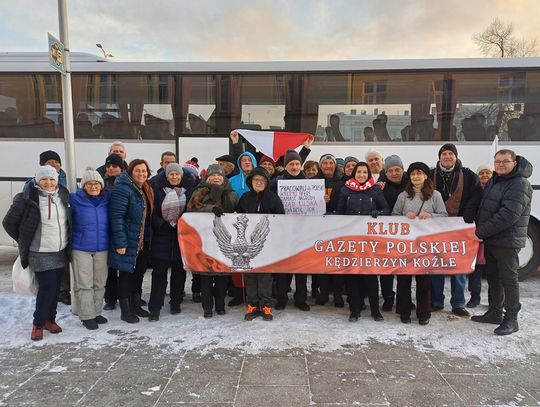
[407,162,430,178]
[385,154,404,169]
[438,143,458,158]
[284,149,302,167]
[183,160,199,177]
[39,150,61,165]
[105,153,123,167]
[35,165,58,182]
[344,156,359,166]
[259,156,276,167]
[165,162,184,177]
[477,164,494,174]
[205,164,225,179]
[319,153,336,166]
[81,166,104,188]
[336,158,345,166]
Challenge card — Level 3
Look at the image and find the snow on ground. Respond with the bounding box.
[1,278,539,362]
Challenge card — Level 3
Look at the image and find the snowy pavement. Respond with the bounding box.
[0,245,539,406]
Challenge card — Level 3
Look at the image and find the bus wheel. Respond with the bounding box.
[518,220,540,281]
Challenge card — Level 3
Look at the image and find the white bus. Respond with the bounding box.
[1,53,539,279]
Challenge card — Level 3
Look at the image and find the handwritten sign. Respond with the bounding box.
[277,179,326,215]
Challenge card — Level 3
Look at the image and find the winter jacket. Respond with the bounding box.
[316,168,344,213]
[430,159,482,221]
[336,180,390,216]
[186,178,238,275]
[187,179,238,214]
[383,173,409,211]
[476,156,533,249]
[229,151,257,198]
[392,190,448,217]
[151,170,196,261]
[237,167,285,215]
[70,188,111,252]
[108,172,150,272]
[3,181,71,268]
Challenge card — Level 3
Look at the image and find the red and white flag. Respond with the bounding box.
[237,129,312,160]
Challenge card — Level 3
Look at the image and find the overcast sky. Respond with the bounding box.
[1,0,538,61]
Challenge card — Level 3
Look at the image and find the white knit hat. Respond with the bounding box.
[477,164,494,174]
[35,165,58,183]
[81,166,104,188]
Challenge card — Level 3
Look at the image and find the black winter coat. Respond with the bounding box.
[3,181,71,268]
[383,173,409,211]
[237,167,285,215]
[150,171,196,261]
[336,182,390,216]
[476,156,533,249]
[430,160,482,221]
[316,168,344,213]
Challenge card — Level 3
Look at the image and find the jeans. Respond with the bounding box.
[431,274,467,309]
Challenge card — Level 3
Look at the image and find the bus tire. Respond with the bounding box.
[518,220,540,281]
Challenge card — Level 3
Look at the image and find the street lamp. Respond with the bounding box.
[96,43,113,59]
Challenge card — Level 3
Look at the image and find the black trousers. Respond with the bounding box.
[484,245,521,319]
[346,275,379,314]
[133,245,152,296]
[148,258,187,311]
[33,267,63,326]
[191,273,201,293]
[396,275,431,320]
[118,270,134,301]
[200,274,228,312]
[275,273,308,304]
[318,275,345,300]
[104,267,119,304]
[379,275,395,301]
[468,264,484,298]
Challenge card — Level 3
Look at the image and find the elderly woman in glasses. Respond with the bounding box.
[70,167,111,330]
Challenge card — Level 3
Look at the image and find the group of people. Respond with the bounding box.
[2,130,532,341]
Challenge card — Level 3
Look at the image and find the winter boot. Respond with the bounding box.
[262,305,273,321]
[44,320,62,333]
[31,325,44,341]
[382,297,394,312]
[471,310,503,324]
[95,315,108,324]
[148,309,160,322]
[466,295,481,308]
[131,293,150,318]
[371,310,384,322]
[82,319,99,330]
[244,304,259,321]
[120,298,139,324]
[170,304,181,315]
[494,319,519,336]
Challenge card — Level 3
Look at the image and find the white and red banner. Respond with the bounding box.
[237,129,311,160]
[178,213,479,275]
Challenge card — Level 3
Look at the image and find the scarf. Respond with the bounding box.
[345,177,376,192]
[36,186,59,220]
[161,186,187,226]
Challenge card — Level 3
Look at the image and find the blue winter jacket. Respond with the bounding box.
[108,172,147,272]
[70,188,110,252]
[229,151,257,198]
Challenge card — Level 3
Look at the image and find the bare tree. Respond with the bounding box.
[473,18,538,57]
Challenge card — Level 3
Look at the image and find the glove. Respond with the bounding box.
[370,210,379,219]
[212,206,224,217]
[462,209,476,224]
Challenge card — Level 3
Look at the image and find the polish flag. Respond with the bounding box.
[237,129,312,160]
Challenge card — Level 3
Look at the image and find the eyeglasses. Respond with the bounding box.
[252,179,266,184]
[85,182,101,188]
[494,160,515,165]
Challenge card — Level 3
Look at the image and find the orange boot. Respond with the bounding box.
[262,305,273,321]
[244,304,259,321]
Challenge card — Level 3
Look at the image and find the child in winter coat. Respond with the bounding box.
[236,167,285,321]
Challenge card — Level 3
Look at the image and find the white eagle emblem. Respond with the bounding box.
[213,214,270,269]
